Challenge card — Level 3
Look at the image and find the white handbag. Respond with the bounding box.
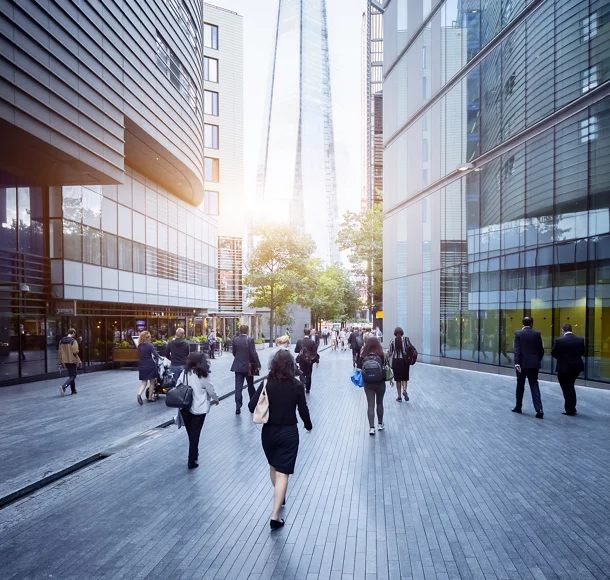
[253,382,269,424]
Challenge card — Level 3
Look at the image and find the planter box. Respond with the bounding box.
[112,348,139,363]
[255,343,266,351]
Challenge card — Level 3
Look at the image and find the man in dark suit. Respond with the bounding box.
[551,324,584,416]
[512,316,545,418]
[231,325,261,415]
[295,329,319,394]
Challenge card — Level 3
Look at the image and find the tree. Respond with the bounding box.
[336,203,383,319]
[245,224,316,345]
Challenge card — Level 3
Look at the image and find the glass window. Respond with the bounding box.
[49,218,62,258]
[132,211,145,244]
[102,197,118,234]
[62,186,82,222]
[580,116,599,142]
[102,233,118,268]
[146,246,157,276]
[158,222,168,251]
[118,238,133,271]
[204,90,219,116]
[204,22,218,49]
[133,242,146,274]
[582,13,598,42]
[146,188,158,219]
[157,249,168,278]
[582,66,599,93]
[204,190,219,216]
[146,217,157,248]
[168,227,178,254]
[82,225,101,265]
[0,185,17,250]
[63,220,82,261]
[204,57,218,82]
[118,205,133,239]
[204,124,219,149]
[82,188,102,228]
[205,158,219,182]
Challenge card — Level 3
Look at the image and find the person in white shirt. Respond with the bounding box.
[339,329,348,351]
[178,352,219,469]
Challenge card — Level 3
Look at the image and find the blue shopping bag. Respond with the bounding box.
[350,369,364,388]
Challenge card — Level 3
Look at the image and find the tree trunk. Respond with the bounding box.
[269,287,275,347]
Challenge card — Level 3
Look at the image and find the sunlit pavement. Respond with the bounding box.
[1,350,609,579]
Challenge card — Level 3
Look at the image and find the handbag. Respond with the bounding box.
[350,369,364,388]
[253,381,269,424]
[384,365,394,381]
[165,372,193,409]
[248,338,260,376]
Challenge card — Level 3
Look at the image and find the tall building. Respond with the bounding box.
[383,0,610,386]
[256,0,340,264]
[0,0,218,384]
[362,2,384,210]
[202,4,249,336]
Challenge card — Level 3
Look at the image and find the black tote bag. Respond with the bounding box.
[165,371,193,409]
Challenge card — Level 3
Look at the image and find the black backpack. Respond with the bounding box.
[298,339,313,365]
[361,355,383,383]
[355,333,364,348]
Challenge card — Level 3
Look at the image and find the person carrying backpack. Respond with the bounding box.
[356,336,393,435]
[348,328,363,368]
[208,330,216,359]
[294,329,319,394]
[388,327,417,402]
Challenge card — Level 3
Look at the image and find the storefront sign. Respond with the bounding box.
[55,300,77,316]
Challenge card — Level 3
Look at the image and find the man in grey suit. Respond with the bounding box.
[512,316,544,419]
[231,325,261,415]
[551,324,585,416]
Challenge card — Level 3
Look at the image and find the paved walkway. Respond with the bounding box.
[0,346,276,501]
[1,351,610,579]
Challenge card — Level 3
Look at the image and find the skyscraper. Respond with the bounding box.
[257,0,340,264]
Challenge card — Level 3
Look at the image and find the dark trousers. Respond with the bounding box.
[364,382,385,427]
[516,368,543,412]
[323,336,328,345]
[180,410,206,461]
[351,348,359,367]
[558,372,578,414]
[62,363,77,393]
[300,363,313,392]
[234,372,255,409]
[209,344,215,358]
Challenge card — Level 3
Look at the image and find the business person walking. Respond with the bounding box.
[512,317,545,418]
[551,324,584,416]
[231,325,261,415]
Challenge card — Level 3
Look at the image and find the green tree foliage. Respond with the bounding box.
[245,225,316,345]
[306,264,362,327]
[336,203,383,315]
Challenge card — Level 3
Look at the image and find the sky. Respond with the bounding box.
[206,0,368,220]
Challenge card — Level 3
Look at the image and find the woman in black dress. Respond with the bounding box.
[249,349,312,530]
[389,327,411,402]
[137,331,159,404]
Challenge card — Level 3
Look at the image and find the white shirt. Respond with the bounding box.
[179,371,219,415]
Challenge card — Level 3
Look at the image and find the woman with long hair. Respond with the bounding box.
[389,327,410,402]
[357,336,391,435]
[137,331,159,404]
[179,352,219,469]
[249,349,312,530]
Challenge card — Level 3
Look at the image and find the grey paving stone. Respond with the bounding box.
[0,353,609,580]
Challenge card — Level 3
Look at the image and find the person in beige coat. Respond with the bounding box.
[58,328,81,396]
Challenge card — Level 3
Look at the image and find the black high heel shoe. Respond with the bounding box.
[270,519,285,530]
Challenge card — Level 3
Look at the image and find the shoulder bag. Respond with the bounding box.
[383,353,394,381]
[253,381,269,424]
[248,338,260,376]
[165,371,193,409]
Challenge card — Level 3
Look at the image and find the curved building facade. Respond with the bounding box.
[0,0,219,384]
[383,0,610,385]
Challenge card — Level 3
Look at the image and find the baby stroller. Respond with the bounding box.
[148,356,175,399]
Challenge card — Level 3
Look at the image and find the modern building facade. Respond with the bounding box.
[202,4,247,332]
[362,2,384,211]
[256,0,340,265]
[0,0,218,384]
[383,0,610,386]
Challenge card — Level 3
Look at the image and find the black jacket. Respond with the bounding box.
[294,337,319,368]
[231,334,260,374]
[513,327,544,369]
[551,333,585,375]
[166,338,190,366]
[248,377,312,430]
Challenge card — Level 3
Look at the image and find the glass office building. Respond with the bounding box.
[383,0,610,385]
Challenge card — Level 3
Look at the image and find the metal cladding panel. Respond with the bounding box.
[0,0,204,205]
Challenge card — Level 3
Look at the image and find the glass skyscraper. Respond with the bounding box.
[257,0,340,264]
[383,0,610,386]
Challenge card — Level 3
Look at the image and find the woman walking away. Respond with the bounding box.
[389,327,410,402]
[249,350,312,530]
[268,335,292,369]
[179,352,219,469]
[357,337,391,435]
[137,331,159,404]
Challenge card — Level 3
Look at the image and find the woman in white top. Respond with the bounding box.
[339,329,348,351]
[267,335,292,369]
[179,351,220,469]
